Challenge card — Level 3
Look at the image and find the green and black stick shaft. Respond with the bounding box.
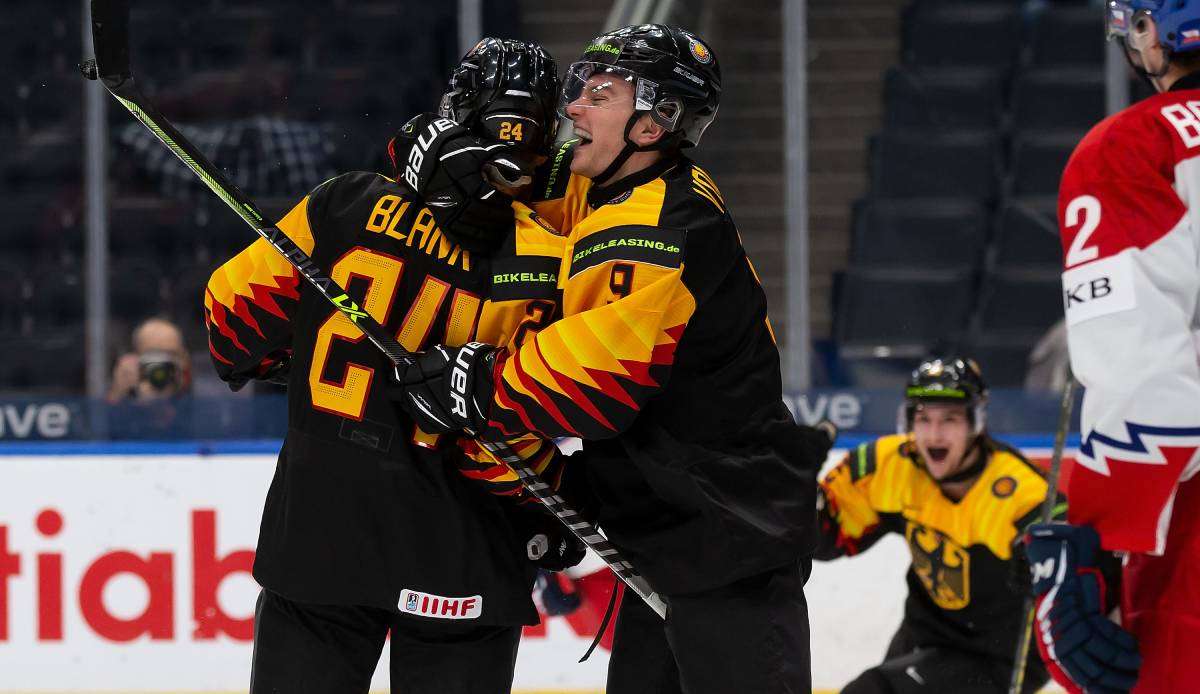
[82,0,667,620]
[1008,373,1076,694]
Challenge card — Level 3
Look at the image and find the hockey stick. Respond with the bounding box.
[1007,373,1076,694]
[81,0,668,620]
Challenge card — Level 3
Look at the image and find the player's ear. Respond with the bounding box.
[629,114,667,147]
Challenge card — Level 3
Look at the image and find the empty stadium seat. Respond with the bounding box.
[109,256,167,323]
[1012,69,1106,131]
[1029,5,1105,67]
[884,67,1004,130]
[993,199,1063,270]
[109,200,189,259]
[29,262,84,329]
[871,129,1001,199]
[836,268,977,348]
[169,264,219,330]
[5,136,81,192]
[0,197,57,260]
[0,329,86,393]
[1008,132,1084,197]
[128,17,188,75]
[0,260,29,333]
[850,198,988,269]
[188,19,257,72]
[975,268,1063,336]
[314,20,378,69]
[840,353,931,389]
[961,336,1032,388]
[904,4,1022,69]
[18,77,82,131]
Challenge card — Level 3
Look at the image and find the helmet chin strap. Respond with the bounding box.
[592,113,644,186]
[592,112,678,186]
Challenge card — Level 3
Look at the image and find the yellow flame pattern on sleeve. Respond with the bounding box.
[493,267,696,438]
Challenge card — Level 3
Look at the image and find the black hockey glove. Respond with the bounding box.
[387,113,528,252]
[390,342,497,435]
[518,511,586,572]
[1025,523,1141,693]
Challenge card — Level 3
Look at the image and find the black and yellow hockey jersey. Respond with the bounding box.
[204,171,565,624]
[477,144,829,594]
[815,434,1060,672]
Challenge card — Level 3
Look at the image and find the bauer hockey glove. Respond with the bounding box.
[388,113,526,251]
[1025,523,1141,694]
[390,342,497,435]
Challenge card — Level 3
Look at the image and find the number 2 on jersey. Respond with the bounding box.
[1064,195,1101,268]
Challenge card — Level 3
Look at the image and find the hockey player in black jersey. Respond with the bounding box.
[390,25,834,694]
[204,39,581,694]
[815,358,1081,694]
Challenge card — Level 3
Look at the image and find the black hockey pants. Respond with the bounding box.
[606,560,813,694]
[248,589,521,694]
[840,623,1047,694]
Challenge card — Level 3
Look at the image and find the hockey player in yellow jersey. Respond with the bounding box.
[817,358,1061,694]
[391,24,834,694]
[203,39,584,694]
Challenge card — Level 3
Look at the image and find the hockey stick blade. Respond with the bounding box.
[85,0,668,620]
[88,0,132,86]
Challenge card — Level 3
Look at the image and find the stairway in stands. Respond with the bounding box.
[519,0,906,363]
[805,2,905,341]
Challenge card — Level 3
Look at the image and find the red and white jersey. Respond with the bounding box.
[1058,84,1200,556]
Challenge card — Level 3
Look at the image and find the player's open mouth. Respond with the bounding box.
[927,447,949,463]
[576,128,593,148]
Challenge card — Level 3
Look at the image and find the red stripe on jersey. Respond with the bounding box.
[205,292,251,356]
[489,350,542,432]
[511,347,581,436]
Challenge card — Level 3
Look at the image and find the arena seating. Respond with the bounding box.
[836,0,1125,387]
[0,1,464,393]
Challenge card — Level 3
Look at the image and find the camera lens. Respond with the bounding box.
[138,351,181,391]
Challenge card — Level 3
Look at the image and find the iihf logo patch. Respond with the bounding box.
[689,38,713,64]
[398,589,483,620]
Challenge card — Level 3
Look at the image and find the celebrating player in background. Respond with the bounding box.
[815,359,1077,694]
[1027,2,1200,691]
[204,39,581,694]
[392,25,833,694]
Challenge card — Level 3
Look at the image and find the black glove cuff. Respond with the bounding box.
[390,113,469,194]
[446,342,498,433]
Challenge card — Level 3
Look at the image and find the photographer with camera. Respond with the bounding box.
[107,317,191,402]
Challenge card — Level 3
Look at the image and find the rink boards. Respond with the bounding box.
[0,446,1068,693]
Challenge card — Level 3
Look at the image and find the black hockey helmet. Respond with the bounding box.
[902,357,989,434]
[439,38,560,156]
[560,24,721,182]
